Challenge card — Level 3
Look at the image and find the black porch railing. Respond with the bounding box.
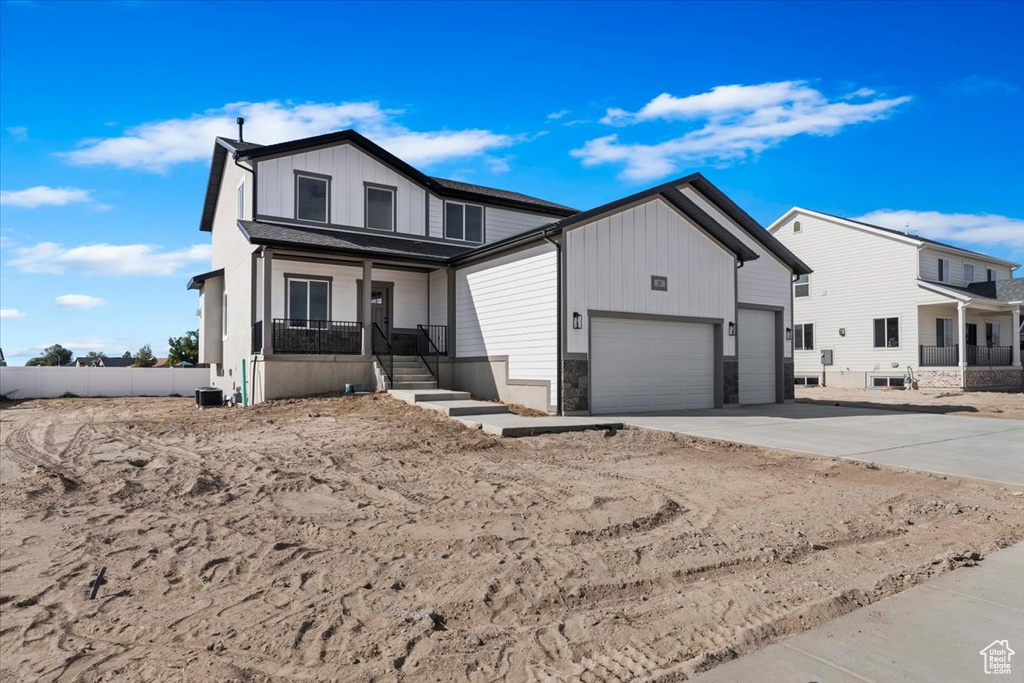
[416,325,442,381]
[968,345,1013,366]
[919,344,1014,367]
[372,322,393,385]
[419,324,448,356]
[271,319,361,355]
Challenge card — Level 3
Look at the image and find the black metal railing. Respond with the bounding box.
[968,345,1013,366]
[271,319,361,355]
[920,344,958,367]
[372,322,393,386]
[416,325,442,381]
[920,344,1014,367]
[419,324,448,356]
[252,320,263,354]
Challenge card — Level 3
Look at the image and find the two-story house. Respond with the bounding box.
[189,126,810,414]
[768,208,1022,390]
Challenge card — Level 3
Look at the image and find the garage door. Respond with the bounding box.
[591,317,715,414]
[738,308,776,405]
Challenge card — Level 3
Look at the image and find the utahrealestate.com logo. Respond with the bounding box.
[980,640,1015,675]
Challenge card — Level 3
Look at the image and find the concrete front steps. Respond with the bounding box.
[388,388,510,417]
[388,357,438,391]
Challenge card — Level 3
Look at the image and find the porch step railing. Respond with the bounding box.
[372,322,394,386]
[271,319,361,355]
[419,325,448,356]
[919,344,1014,367]
[416,325,442,381]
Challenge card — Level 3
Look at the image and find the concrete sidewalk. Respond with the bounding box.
[693,541,1024,682]
[614,404,1024,485]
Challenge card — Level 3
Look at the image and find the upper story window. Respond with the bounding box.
[237,180,245,220]
[963,263,975,283]
[296,174,329,223]
[793,323,814,350]
[794,273,809,297]
[937,257,949,283]
[365,185,395,231]
[987,268,997,282]
[873,317,899,348]
[287,277,330,326]
[445,201,484,243]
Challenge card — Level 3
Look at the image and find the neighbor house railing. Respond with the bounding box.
[372,322,394,385]
[919,344,1014,367]
[271,319,361,355]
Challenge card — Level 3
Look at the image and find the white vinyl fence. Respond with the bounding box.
[0,366,210,399]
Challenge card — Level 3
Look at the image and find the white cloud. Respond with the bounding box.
[0,185,94,208]
[55,294,105,310]
[575,81,912,181]
[6,126,28,140]
[547,109,571,120]
[854,209,1024,249]
[9,242,211,276]
[60,100,520,172]
[0,309,27,319]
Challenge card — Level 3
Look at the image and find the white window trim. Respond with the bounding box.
[286,277,332,327]
[236,179,245,220]
[936,317,954,347]
[295,173,330,224]
[987,268,997,282]
[443,200,485,244]
[793,273,810,298]
[364,184,397,232]
[963,263,975,283]
[793,322,815,351]
[872,316,901,350]
[937,257,950,283]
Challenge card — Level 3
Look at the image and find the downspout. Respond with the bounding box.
[543,230,562,415]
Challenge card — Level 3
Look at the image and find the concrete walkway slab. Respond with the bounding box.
[456,414,624,437]
[389,389,470,404]
[611,403,1024,485]
[694,542,1024,683]
[419,400,509,417]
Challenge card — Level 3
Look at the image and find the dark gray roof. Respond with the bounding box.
[430,177,576,213]
[238,220,472,263]
[815,210,1016,264]
[186,268,224,291]
[216,136,264,154]
[966,278,1024,303]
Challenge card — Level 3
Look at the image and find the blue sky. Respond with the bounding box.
[1,0,1022,365]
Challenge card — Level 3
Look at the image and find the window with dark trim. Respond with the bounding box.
[793,323,814,350]
[287,278,330,327]
[873,317,899,348]
[296,174,328,223]
[444,201,484,243]
[794,273,809,297]
[872,376,905,388]
[365,186,395,231]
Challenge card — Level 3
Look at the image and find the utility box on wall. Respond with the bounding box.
[821,349,833,366]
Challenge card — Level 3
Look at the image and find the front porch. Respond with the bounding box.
[249,248,453,395]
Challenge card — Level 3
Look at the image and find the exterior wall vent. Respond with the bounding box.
[793,220,802,233]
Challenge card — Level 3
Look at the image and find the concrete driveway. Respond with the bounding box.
[613,403,1024,486]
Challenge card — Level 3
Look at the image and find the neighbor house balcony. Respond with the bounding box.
[919,344,1014,367]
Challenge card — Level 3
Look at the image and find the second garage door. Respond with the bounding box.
[738,308,777,405]
[590,317,715,414]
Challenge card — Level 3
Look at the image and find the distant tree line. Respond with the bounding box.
[25,330,200,367]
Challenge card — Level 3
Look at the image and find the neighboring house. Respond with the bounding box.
[75,356,135,368]
[768,208,1022,390]
[189,127,809,414]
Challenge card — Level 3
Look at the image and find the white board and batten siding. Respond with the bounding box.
[455,244,558,408]
[565,198,737,357]
[772,212,922,378]
[257,144,427,236]
[680,185,793,358]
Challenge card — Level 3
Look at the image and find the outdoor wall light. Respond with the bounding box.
[572,312,583,330]
[785,327,792,340]
[839,327,846,336]
[728,321,736,337]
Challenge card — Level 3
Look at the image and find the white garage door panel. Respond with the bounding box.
[591,317,715,414]
[739,308,776,405]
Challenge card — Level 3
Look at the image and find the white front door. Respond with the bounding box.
[738,308,776,405]
[590,317,715,414]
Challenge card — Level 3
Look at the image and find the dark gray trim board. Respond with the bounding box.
[187,267,224,290]
[737,302,785,312]
[588,310,725,325]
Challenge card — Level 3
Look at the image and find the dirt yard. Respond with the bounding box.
[1,396,1022,682]
[797,385,1024,420]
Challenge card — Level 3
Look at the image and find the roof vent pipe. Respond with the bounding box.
[236,117,245,142]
